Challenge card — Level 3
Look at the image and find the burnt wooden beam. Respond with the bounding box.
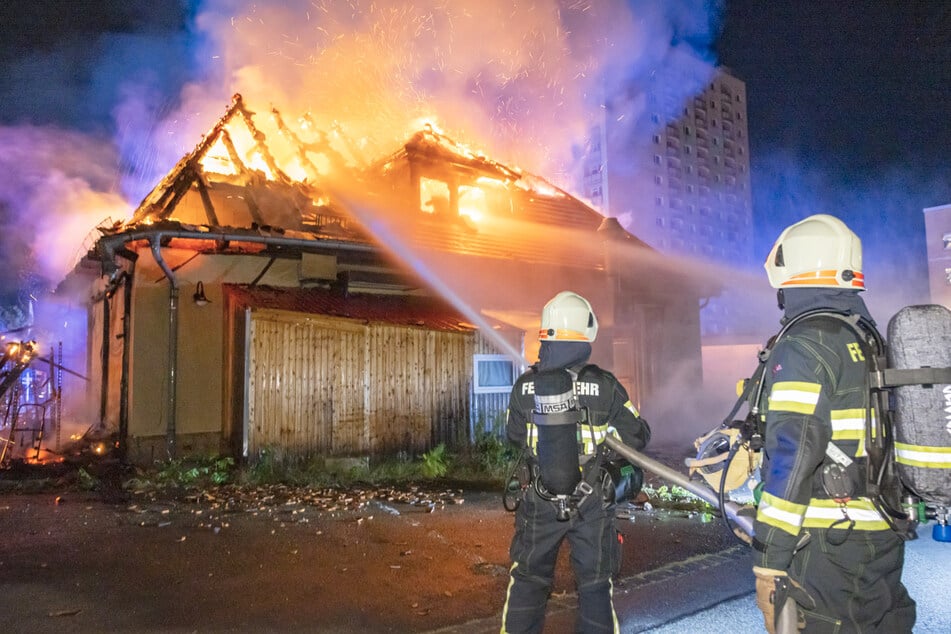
[194,173,221,226]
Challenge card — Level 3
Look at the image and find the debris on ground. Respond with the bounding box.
[118,481,470,530]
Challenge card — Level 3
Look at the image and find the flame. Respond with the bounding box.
[24,449,63,465]
[458,186,486,223]
[476,176,507,188]
[176,93,570,230]
[417,176,490,223]
[284,160,309,182]
[4,340,38,364]
[409,117,443,136]
[199,137,240,176]
[246,152,274,178]
[420,177,451,215]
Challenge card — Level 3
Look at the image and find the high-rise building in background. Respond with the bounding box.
[923,203,951,309]
[583,67,754,337]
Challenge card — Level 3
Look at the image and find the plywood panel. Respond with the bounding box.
[246,308,472,459]
[247,310,366,457]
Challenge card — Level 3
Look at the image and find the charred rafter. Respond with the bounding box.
[126,94,246,226]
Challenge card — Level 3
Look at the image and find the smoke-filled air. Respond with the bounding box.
[0,0,722,319]
[0,0,735,445]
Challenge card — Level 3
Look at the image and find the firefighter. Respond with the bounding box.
[501,291,650,634]
[752,214,916,632]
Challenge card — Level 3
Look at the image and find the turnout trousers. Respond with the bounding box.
[789,527,916,633]
[501,487,620,634]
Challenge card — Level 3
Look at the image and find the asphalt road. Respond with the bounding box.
[640,523,951,634]
[433,521,951,634]
[4,465,947,633]
[0,481,739,634]
[431,542,755,634]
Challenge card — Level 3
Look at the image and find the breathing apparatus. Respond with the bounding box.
[503,291,641,518]
[530,367,593,520]
[694,215,951,545]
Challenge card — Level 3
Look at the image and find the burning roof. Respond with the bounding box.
[99,94,650,272]
[114,95,361,241]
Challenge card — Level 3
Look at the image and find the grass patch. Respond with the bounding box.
[6,433,720,517]
[640,483,717,513]
[118,434,517,494]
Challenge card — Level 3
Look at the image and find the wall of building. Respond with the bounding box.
[583,67,755,338]
[87,287,123,432]
[111,246,528,462]
[470,327,524,438]
[924,204,951,309]
[125,256,227,462]
[244,308,474,458]
[101,228,704,462]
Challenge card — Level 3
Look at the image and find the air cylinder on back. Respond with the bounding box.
[532,369,581,495]
[887,304,951,508]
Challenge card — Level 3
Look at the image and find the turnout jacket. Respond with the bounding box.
[754,305,891,571]
[506,363,650,463]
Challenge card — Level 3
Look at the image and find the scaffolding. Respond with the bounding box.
[0,341,63,466]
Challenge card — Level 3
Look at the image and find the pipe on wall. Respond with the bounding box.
[149,238,180,459]
[118,269,134,461]
[99,287,111,427]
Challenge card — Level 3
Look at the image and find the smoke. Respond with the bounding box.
[0,126,129,308]
[0,3,194,315]
[127,0,723,192]
[0,1,727,440]
[0,0,723,305]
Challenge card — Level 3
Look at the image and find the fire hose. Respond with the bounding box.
[603,435,801,634]
[602,435,755,538]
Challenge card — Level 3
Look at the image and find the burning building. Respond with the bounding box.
[65,95,715,464]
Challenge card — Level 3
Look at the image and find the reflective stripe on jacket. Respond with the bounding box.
[753,314,888,570]
[506,364,649,461]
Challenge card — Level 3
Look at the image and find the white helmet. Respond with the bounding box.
[764,214,864,290]
[539,291,598,342]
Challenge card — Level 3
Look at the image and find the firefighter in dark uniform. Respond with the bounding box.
[501,291,650,634]
[753,214,916,633]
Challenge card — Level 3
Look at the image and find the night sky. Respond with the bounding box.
[715,0,951,314]
[0,1,191,132]
[1,1,949,319]
[719,1,949,175]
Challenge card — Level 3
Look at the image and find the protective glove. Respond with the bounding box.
[752,566,786,634]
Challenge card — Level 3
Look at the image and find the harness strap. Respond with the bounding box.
[872,366,951,389]
[534,410,580,426]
